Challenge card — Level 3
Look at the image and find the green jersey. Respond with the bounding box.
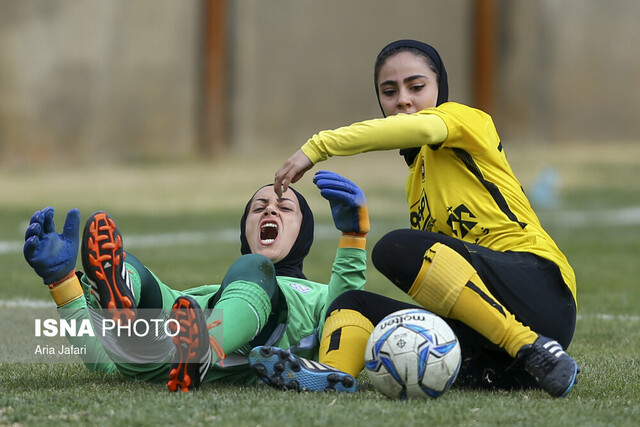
[58,246,366,384]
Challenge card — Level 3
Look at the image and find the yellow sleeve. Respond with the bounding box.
[425,103,500,154]
[301,111,448,163]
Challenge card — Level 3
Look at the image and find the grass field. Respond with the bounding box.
[1,143,639,426]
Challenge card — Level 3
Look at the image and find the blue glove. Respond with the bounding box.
[24,207,80,285]
[313,170,370,234]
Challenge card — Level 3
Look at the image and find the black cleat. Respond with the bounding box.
[517,335,579,397]
[248,346,357,393]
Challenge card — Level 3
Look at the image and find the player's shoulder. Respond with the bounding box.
[436,102,492,119]
[433,102,497,138]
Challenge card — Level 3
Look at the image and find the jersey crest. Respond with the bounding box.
[288,282,311,294]
[409,189,435,231]
[446,204,478,238]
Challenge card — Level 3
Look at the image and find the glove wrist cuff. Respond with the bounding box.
[47,270,76,287]
[357,206,370,234]
[338,233,366,249]
[48,271,83,307]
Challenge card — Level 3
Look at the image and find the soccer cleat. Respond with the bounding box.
[248,346,357,393]
[167,295,224,392]
[517,335,579,397]
[81,211,136,323]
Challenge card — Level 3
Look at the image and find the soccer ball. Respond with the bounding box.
[364,308,461,399]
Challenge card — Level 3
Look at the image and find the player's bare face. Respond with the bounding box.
[377,51,439,116]
[245,186,303,264]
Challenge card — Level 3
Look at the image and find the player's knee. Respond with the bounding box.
[327,290,364,313]
[372,230,425,290]
[371,230,401,275]
[222,254,278,300]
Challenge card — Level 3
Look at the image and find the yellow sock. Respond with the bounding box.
[319,309,374,377]
[408,243,537,357]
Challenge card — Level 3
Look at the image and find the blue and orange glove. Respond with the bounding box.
[313,171,370,235]
[24,207,80,286]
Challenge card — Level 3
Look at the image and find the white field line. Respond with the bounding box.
[0,225,338,256]
[576,313,640,323]
[0,297,637,323]
[0,298,55,308]
[554,205,640,227]
[4,204,640,256]
[4,205,640,257]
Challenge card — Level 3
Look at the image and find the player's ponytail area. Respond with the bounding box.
[1,146,639,425]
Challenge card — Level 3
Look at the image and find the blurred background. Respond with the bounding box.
[2,0,639,169]
[2,4,639,421]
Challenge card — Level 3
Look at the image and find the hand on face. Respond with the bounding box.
[377,51,439,116]
[274,149,313,197]
[244,186,303,264]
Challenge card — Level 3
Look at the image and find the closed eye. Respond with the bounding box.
[251,203,267,213]
[277,199,297,212]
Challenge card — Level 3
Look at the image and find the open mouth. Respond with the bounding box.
[260,221,279,245]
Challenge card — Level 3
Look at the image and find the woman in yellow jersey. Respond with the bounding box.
[272,40,579,396]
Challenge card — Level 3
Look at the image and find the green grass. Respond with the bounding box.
[1,148,639,426]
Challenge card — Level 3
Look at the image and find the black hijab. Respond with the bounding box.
[240,185,314,279]
[374,39,449,166]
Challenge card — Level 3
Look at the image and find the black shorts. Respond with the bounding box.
[371,229,576,348]
[466,243,576,347]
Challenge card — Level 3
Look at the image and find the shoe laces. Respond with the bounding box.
[526,343,560,375]
[207,319,226,367]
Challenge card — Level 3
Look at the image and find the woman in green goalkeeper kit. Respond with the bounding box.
[24,171,368,392]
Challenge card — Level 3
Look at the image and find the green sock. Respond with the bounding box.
[210,280,272,357]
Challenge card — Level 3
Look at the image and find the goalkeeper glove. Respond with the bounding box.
[24,207,80,285]
[313,170,370,234]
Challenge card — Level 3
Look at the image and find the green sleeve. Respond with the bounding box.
[57,297,118,374]
[318,246,367,334]
[273,245,368,360]
[326,247,367,306]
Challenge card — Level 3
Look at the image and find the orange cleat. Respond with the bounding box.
[167,295,224,392]
[81,211,136,323]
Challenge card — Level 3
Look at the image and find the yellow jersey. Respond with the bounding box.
[301,102,576,299]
